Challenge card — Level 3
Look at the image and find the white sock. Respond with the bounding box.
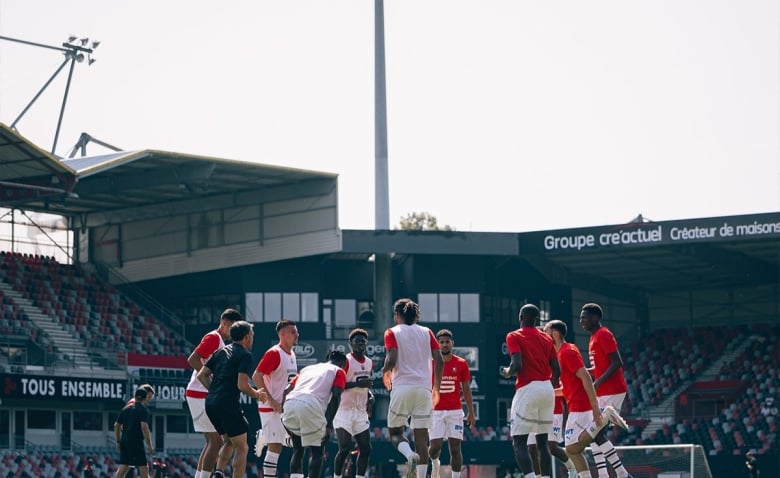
[397,441,413,460]
[264,450,280,478]
[578,472,592,478]
[335,475,342,478]
[416,464,427,478]
[564,458,576,470]
[452,472,461,478]
[524,473,537,478]
[290,474,304,478]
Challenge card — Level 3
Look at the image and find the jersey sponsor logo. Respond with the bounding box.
[440,377,457,394]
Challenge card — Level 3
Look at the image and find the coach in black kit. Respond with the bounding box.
[114,387,154,478]
[198,320,267,478]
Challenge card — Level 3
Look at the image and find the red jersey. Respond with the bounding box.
[554,395,564,414]
[558,342,592,412]
[588,326,627,396]
[505,326,556,389]
[434,354,471,411]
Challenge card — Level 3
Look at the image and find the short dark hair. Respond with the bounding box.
[581,303,603,319]
[134,388,149,400]
[394,298,420,325]
[220,308,243,322]
[519,304,540,325]
[276,319,296,333]
[435,329,453,340]
[230,321,254,341]
[326,349,347,365]
[349,328,368,341]
[546,319,567,337]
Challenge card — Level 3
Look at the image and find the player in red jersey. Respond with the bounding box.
[580,303,632,478]
[428,329,476,478]
[500,304,560,478]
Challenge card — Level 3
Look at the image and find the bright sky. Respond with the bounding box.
[1,1,778,233]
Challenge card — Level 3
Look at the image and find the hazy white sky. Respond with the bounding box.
[1,1,778,232]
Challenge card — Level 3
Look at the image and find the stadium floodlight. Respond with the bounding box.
[0,34,100,154]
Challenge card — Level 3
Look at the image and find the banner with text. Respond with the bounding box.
[1,374,127,402]
[519,212,780,254]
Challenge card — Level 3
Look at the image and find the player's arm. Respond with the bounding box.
[575,365,603,425]
[187,350,205,371]
[113,421,121,451]
[141,420,153,454]
[196,364,213,389]
[462,377,477,430]
[593,350,623,390]
[325,370,347,434]
[501,352,523,378]
[238,372,266,401]
[382,329,398,390]
[550,356,561,389]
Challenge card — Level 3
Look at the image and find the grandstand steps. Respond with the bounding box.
[0,281,96,368]
[640,334,754,438]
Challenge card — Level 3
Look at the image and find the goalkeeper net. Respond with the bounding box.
[573,444,713,478]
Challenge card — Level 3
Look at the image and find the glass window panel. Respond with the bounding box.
[73,411,102,431]
[282,293,300,321]
[107,412,118,431]
[27,410,55,429]
[264,293,281,323]
[301,293,318,322]
[460,294,480,323]
[334,299,356,326]
[166,415,188,433]
[418,294,438,323]
[438,294,458,322]
[245,293,263,323]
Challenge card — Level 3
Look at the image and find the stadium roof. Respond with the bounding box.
[0,123,77,206]
[0,130,337,227]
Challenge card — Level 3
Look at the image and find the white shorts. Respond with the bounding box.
[509,380,554,437]
[282,398,327,448]
[387,384,433,429]
[564,410,598,447]
[429,409,465,440]
[187,396,216,433]
[333,407,370,436]
[526,413,563,445]
[259,410,288,446]
[597,392,626,412]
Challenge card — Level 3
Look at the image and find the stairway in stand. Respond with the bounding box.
[0,280,97,368]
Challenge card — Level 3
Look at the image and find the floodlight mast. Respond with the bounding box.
[0,35,99,155]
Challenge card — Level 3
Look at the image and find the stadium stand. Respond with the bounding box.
[0,251,187,367]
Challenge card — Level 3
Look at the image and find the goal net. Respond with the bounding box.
[572,444,713,478]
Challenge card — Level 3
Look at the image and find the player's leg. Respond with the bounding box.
[353,428,372,477]
[334,428,353,478]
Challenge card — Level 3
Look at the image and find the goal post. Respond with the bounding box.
[569,444,713,478]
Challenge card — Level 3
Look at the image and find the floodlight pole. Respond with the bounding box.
[0,35,97,155]
[373,0,393,334]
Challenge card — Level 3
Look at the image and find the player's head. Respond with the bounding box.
[519,304,540,326]
[348,328,369,356]
[393,298,420,325]
[218,308,243,339]
[133,387,149,402]
[436,329,454,355]
[544,319,567,342]
[276,319,299,346]
[230,321,254,348]
[579,303,603,332]
[140,384,155,400]
[326,349,348,369]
